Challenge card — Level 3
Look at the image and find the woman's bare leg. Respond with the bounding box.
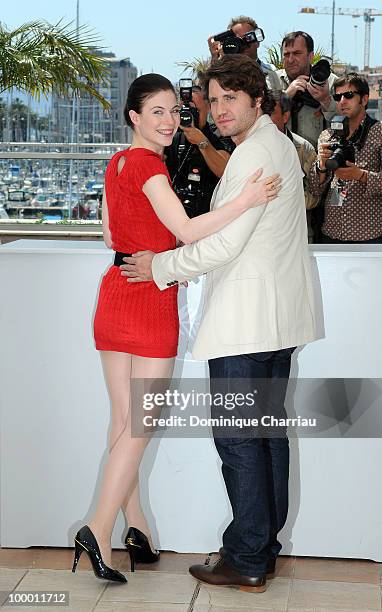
[121,477,152,539]
[88,351,174,566]
[120,354,174,551]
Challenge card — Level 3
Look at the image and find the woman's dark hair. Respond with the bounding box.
[202,55,275,115]
[123,73,175,127]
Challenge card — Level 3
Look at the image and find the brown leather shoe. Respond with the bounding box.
[218,547,276,578]
[189,557,266,593]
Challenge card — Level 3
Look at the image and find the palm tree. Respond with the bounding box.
[265,42,330,71]
[0,20,110,108]
[264,44,284,70]
[176,58,211,79]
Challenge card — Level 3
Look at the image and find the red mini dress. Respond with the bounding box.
[93,148,179,358]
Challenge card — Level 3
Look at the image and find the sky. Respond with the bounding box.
[2,0,382,101]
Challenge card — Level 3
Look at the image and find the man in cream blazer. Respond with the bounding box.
[122,56,318,592]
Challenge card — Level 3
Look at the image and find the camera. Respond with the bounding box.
[293,57,332,110]
[179,79,199,128]
[171,140,205,217]
[173,164,203,218]
[310,57,332,86]
[325,115,355,170]
[213,27,265,55]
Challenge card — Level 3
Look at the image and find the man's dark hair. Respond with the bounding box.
[124,73,175,127]
[228,15,258,30]
[271,90,291,114]
[202,55,275,115]
[282,31,314,54]
[334,72,369,99]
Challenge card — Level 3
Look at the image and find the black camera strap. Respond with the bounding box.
[171,131,194,187]
[351,113,378,150]
[290,103,301,135]
[328,113,378,150]
[291,95,321,134]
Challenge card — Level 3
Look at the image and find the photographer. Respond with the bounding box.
[308,73,382,243]
[276,31,338,148]
[271,90,318,241]
[208,15,281,91]
[165,78,234,217]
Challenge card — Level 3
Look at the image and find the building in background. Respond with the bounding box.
[51,51,138,143]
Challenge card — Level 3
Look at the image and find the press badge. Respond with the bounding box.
[330,185,348,207]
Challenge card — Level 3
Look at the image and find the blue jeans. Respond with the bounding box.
[208,348,294,576]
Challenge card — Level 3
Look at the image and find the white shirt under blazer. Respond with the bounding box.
[152,114,319,360]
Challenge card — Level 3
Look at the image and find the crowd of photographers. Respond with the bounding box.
[167,15,382,244]
[164,77,234,218]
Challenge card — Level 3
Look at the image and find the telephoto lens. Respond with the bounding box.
[309,57,331,86]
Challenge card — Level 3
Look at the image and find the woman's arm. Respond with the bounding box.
[142,170,280,245]
[101,187,112,248]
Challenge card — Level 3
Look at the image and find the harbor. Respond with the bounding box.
[0,142,124,221]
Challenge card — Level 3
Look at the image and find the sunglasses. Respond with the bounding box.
[333,90,361,102]
[192,85,202,92]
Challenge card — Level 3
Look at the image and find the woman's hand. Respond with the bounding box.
[239,169,282,209]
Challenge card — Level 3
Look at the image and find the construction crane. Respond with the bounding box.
[300,4,382,69]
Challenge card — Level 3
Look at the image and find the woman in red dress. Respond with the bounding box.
[72,74,280,583]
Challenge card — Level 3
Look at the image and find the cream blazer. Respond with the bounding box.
[152,114,318,360]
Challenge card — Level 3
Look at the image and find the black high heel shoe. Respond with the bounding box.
[72,525,127,583]
[124,527,160,572]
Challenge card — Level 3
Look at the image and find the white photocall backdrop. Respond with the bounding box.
[0,240,381,560]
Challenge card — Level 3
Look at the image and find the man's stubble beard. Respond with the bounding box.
[287,62,311,81]
[221,107,260,141]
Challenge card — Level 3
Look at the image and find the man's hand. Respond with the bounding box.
[120,251,155,283]
[334,161,364,181]
[306,79,331,109]
[285,75,309,98]
[180,125,207,146]
[317,142,333,170]
[208,35,222,61]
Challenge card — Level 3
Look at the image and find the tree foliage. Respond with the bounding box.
[0,20,110,108]
[264,42,329,70]
[176,57,211,79]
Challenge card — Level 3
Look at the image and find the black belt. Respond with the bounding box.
[113,251,132,266]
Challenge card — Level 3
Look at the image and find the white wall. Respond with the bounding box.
[1,240,381,560]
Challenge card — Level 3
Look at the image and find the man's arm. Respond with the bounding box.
[200,145,230,178]
[143,168,278,246]
[279,70,337,118]
[307,130,332,195]
[208,35,222,62]
[152,143,275,289]
[363,124,382,198]
[317,72,338,118]
[180,125,230,178]
[264,68,282,92]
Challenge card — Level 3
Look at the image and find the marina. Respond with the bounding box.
[0,143,124,221]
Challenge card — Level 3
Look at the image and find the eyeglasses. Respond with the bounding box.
[333,90,361,102]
